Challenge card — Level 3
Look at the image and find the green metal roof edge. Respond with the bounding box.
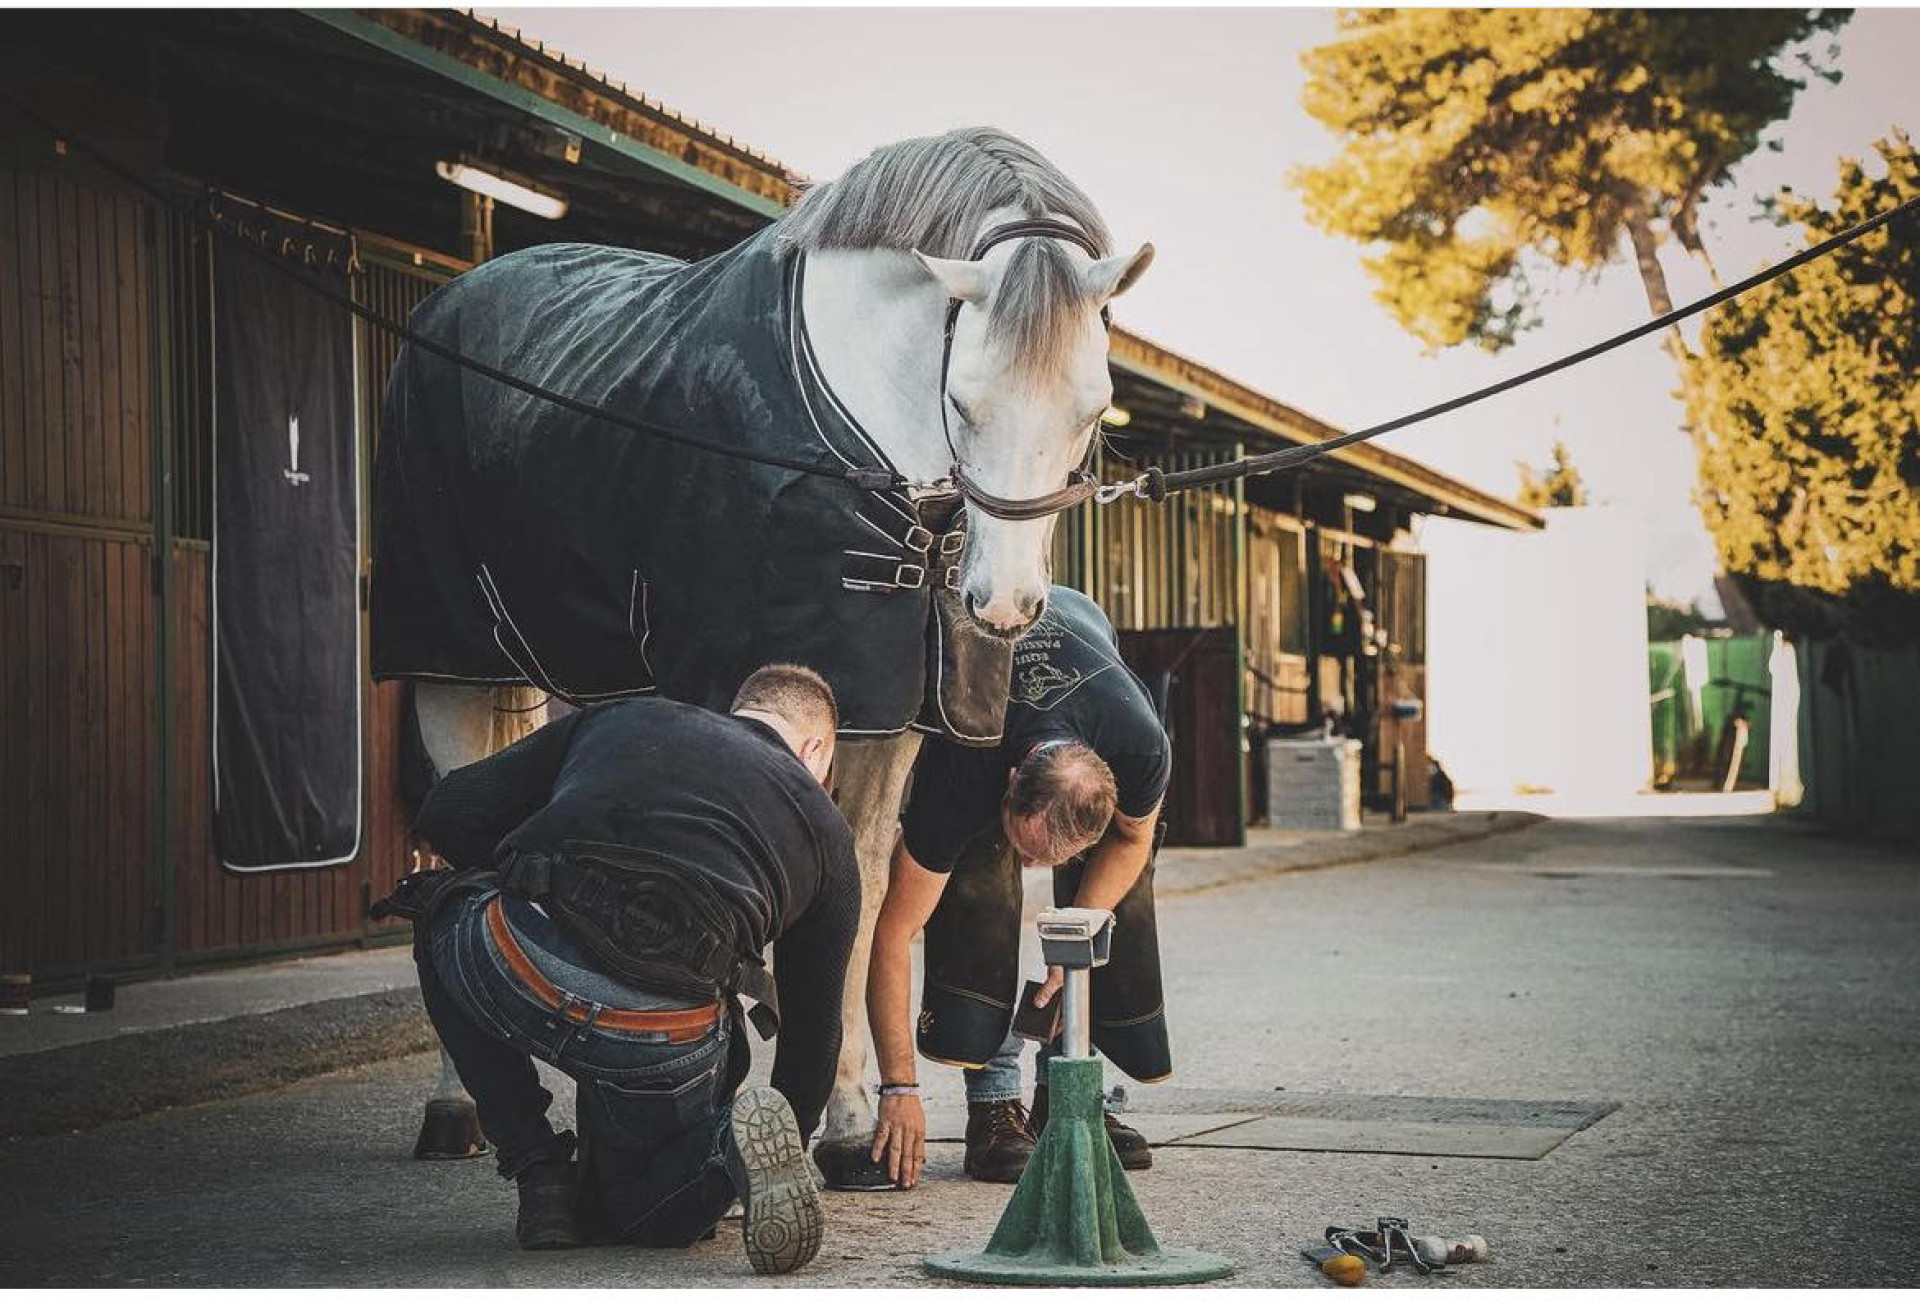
[300,9,789,220]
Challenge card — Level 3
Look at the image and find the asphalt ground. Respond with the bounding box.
[2,810,1915,1288]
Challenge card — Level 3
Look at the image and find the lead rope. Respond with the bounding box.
[1121,193,1920,502]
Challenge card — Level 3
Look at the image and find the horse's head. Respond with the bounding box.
[915,234,1154,638]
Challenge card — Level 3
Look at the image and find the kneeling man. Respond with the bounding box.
[392,665,855,1273]
[864,587,1173,1190]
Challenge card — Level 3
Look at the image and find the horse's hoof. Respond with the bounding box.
[414,1097,491,1160]
[811,1138,897,1192]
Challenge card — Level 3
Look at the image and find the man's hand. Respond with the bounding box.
[870,1092,928,1189]
[1032,965,1065,1008]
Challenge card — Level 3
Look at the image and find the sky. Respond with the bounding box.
[492,5,1917,609]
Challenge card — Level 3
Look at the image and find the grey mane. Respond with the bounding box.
[779,127,1113,378]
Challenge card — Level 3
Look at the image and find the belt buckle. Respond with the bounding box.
[894,561,926,589]
[903,525,934,553]
[939,530,965,556]
[943,564,961,591]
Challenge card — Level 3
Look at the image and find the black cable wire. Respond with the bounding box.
[1150,192,1920,499]
[0,94,904,495]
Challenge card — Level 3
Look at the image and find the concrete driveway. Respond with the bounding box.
[3,809,1915,1287]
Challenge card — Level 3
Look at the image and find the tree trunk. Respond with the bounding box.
[1670,183,1724,289]
[1623,204,1691,359]
[1623,202,1718,510]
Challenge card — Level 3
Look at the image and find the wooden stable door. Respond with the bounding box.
[1117,627,1244,848]
[0,162,166,979]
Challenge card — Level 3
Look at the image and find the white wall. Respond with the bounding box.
[1420,505,1653,801]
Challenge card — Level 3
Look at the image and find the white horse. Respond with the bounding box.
[403,127,1152,1180]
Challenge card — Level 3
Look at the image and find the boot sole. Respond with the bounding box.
[730,1089,824,1275]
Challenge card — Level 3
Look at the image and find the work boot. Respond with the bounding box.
[726,1088,824,1275]
[1031,1083,1152,1171]
[514,1158,583,1250]
[963,1099,1036,1184]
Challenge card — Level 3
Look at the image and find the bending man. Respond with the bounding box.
[386,665,856,1273]
[863,587,1173,1189]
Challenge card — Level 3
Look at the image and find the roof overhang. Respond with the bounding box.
[303,8,794,219]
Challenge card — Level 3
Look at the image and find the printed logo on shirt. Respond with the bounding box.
[1011,619,1112,711]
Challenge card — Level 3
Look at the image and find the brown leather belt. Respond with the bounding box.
[484,897,721,1042]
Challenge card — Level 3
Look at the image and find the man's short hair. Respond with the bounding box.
[1006,741,1117,861]
[731,663,839,739]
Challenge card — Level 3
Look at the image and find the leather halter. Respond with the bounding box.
[938,219,1112,522]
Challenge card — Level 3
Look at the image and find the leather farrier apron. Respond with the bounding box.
[917,822,1172,1082]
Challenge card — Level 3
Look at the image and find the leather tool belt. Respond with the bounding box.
[484,897,722,1043]
[498,841,782,1040]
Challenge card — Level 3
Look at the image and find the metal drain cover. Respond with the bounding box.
[1131,1089,1619,1160]
[926,1090,1617,1160]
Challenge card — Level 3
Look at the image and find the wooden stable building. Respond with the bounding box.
[0,10,1536,986]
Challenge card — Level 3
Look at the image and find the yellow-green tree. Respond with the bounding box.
[1516,440,1590,508]
[1296,9,1847,353]
[1683,134,1920,638]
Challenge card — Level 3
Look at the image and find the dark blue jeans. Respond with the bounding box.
[415,889,743,1246]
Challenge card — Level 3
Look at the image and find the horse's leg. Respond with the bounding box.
[408,681,547,1159]
[810,731,922,1189]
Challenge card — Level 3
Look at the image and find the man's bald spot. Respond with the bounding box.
[1009,741,1117,862]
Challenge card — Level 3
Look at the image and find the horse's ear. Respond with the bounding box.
[913,250,991,304]
[1082,242,1155,302]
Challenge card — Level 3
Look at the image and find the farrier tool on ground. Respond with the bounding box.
[1328,1221,1459,1282]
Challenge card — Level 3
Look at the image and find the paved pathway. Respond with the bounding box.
[3,811,1915,1287]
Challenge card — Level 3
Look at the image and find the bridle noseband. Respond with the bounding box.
[938,219,1116,523]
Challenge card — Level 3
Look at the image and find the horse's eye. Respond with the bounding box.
[950,397,975,427]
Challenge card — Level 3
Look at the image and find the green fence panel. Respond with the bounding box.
[1702,636,1773,787]
[1795,638,1920,843]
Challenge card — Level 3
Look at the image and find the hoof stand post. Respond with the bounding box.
[925,908,1232,1285]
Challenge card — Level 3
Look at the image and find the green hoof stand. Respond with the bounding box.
[925,1058,1232,1286]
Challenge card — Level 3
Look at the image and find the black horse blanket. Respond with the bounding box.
[371,225,1009,742]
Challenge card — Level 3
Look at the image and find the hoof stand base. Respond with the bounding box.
[924,1058,1231,1286]
[925,1247,1235,1287]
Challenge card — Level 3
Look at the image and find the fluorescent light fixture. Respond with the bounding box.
[1102,405,1132,428]
[435,159,568,220]
[1344,492,1378,513]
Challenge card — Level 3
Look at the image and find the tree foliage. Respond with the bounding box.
[1646,594,1719,642]
[1515,439,1590,508]
[1683,133,1920,639]
[1296,9,1847,351]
